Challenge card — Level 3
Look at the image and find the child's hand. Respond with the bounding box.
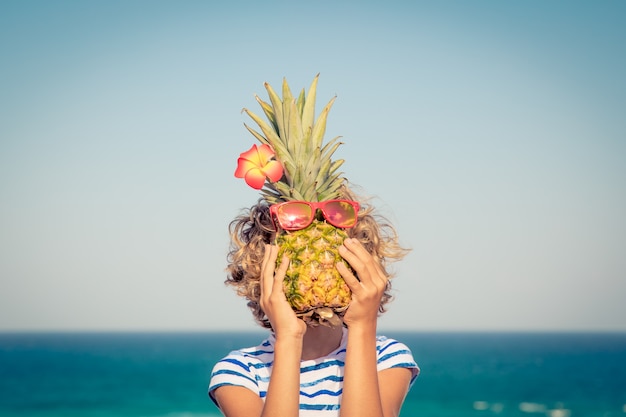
[337,238,388,329]
[260,244,307,338]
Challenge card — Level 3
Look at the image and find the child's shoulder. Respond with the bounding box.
[219,336,275,362]
[239,336,274,354]
[375,334,408,348]
[375,334,415,359]
[374,334,420,383]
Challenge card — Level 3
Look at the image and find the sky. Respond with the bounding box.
[1,0,625,332]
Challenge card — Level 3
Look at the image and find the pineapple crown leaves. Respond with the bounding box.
[240,74,347,204]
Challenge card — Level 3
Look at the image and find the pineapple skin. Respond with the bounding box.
[276,220,352,314]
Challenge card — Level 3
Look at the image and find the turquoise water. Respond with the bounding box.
[1,332,625,417]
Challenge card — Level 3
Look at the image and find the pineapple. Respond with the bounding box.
[277,221,352,326]
[242,75,352,326]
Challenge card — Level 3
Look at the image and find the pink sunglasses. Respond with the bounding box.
[269,200,360,231]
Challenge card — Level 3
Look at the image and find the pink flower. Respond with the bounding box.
[234,144,284,190]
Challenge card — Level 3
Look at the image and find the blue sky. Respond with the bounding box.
[1,0,625,331]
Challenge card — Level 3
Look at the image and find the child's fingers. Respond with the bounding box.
[260,244,278,300]
[336,260,361,292]
[339,238,387,289]
[272,254,290,296]
[338,239,363,272]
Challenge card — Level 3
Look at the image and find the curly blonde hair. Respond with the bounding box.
[225,185,410,328]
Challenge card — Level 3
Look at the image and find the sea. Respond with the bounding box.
[1,331,625,417]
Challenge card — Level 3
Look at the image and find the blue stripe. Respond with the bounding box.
[378,349,413,364]
[209,383,267,400]
[256,374,270,383]
[389,361,418,370]
[210,382,253,393]
[300,374,343,387]
[220,358,251,372]
[301,359,344,373]
[224,356,273,370]
[245,349,274,356]
[236,348,274,357]
[211,369,257,386]
[255,372,345,386]
[250,361,273,369]
[300,403,341,411]
[377,339,401,355]
[300,388,343,398]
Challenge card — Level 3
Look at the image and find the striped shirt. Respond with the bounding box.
[208,328,419,416]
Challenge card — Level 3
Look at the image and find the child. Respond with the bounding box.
[208,76,419,417]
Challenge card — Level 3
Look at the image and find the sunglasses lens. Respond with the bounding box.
[324,201,357,227]
[276,202,313,230]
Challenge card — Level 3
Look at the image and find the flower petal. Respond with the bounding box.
[263,160,284,182]
[234,145,263,177]
[235,157,257,178]
[244,168,267,190]
[256,144,276,162]
[234,143,282,190]
[241,144,264,165]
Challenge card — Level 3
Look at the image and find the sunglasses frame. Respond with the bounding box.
[269,199,361,231]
